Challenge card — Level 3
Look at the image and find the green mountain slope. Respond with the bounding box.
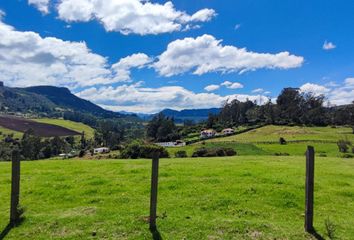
[0,82,131,118]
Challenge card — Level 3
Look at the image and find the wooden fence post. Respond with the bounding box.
[305,146,315,232]
[10,150,21,225]
[149,153,160,230]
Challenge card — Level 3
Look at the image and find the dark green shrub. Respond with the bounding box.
[78,150,85,158]
[337,139,351,153]
[192,147,237,158]
[192,147,208,157]
[121,141,169,159]
[325,217,336,240]
[341,153,354,159]
[274,152,290,156]
[175,150,188,158]
[279,137,287,145]
[225,148,237,156]
[216,148,226,156]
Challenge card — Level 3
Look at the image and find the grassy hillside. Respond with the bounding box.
[167,142,268,157]
[32,118,95,139]
[208,125,354,143]
[0,156,353,239]
[168,125,354,158]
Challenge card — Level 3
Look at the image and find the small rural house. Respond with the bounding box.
[59,151,77,159]
[155,140,186,147]
[94,147,110,154]
[200,129,216,139]
[222,128,235,135]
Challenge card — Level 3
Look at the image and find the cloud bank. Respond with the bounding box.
[29,0,216,35]
[154,34,304,77]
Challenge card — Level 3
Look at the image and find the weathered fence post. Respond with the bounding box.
[10,150,21,225]
[305,146,315,232]
[149,153,160,230]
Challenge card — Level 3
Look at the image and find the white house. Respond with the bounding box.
[59,151,77,159]
[222,128,235,135]
[94,147,110,154]
[155,140,186,147]
[200,129,216,139]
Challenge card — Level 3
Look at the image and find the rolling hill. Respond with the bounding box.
[167,125,354,158]
[0,82,131,118]
[24,86,126,118]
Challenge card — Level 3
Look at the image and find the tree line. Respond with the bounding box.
[207,88,354,130]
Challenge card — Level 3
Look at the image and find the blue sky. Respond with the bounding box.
[0,0,354,113]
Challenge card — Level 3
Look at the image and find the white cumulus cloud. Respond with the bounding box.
[344,78,354,86]
[323,40,336,50]
[204,84,220,92]
[300,79,354,106]
[154,34,304,77]
[28,0,50,14]
[0,9,5,19]
[56,0,216,35]
[111,53,153,82]
[252,88,264,93]
[0,19,149,89]
[221,81,232,87]
[300,83,330,95]
[76,84,270,113]
[228,82,244,89]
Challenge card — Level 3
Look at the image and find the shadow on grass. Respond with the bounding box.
[150,227,162,240]
[308,228,325,240]
[0,217,25,240]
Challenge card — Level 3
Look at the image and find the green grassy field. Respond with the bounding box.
[169,125,354,158]
[167,142,268,157]
[0,118,95,140]
[0,126,22,139]
[32,118,95,139]
[1,157,354,239]
[208,125,354,143]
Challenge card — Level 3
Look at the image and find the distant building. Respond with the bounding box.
[155,140,186,147]
[200,129,216,139]
[94,147,110,154]
[0,81,3,87]
[59,151,77,159]
[222,128,235,135]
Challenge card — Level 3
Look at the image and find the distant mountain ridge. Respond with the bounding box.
[0,83,130,118]
[140,108,221,123]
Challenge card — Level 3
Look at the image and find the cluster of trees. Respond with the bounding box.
[120,141,169,159]
[0,129,92,161]
[0,112,146,161]
[208,88,354,129]
[64,111,144,145]
[146,113,180,142]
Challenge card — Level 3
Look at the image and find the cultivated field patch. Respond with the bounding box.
[0,115,80,137]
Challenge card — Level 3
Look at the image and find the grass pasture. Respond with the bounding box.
[167,142,268,157]
[169,125,354,158]
[1,156,354,239]
[0,126,22,140]
[207,125,354,143]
